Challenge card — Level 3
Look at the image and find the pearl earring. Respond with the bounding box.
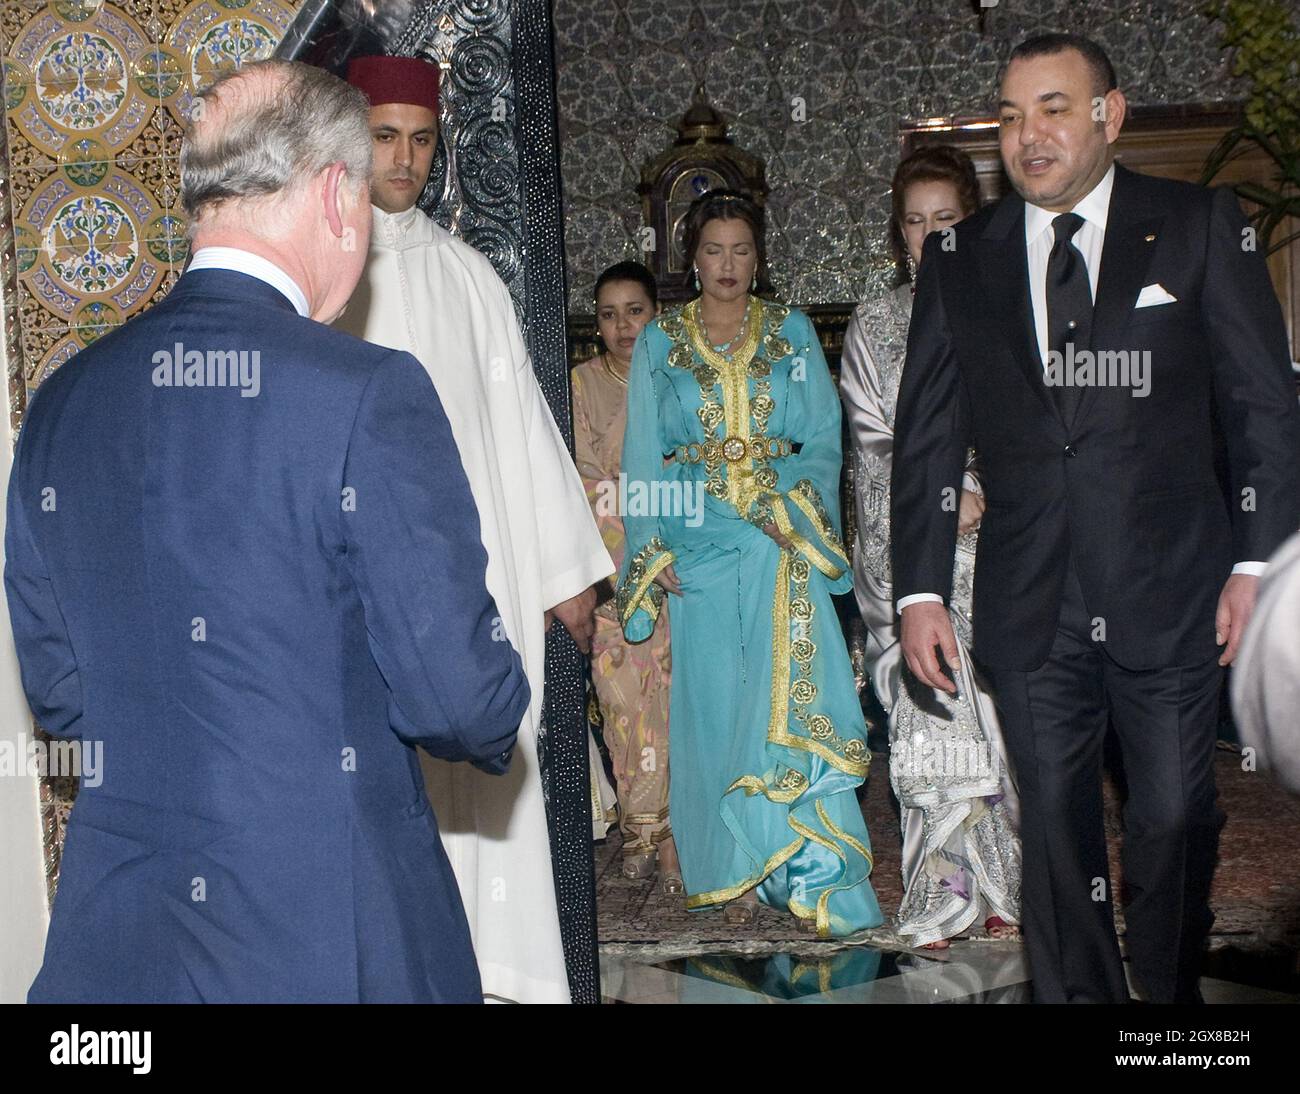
[693,267,701,291]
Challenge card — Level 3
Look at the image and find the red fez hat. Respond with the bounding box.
[346,55,440,115]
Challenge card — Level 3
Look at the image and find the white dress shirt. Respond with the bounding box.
[898,164,1261,615]
[187,246,310,318]
[1026,164,1112,367]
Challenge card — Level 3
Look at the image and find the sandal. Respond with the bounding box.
[658,837,683,895]
[621,850,657,880]
[984,915,1019,940]
[722,899,757,925]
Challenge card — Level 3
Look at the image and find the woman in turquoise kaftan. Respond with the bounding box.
[615,288,883,938]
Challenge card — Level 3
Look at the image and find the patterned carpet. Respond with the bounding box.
[596,746,1300,971]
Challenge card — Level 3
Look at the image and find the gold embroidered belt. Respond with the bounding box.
[674,435,794,465]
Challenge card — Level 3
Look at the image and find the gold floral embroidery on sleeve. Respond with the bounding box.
[616,535,674,627]
[789,478,850,566]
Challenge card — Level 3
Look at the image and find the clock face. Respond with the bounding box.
[667,167,726,273]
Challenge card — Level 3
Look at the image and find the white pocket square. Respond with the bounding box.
[1135,283,1178,308]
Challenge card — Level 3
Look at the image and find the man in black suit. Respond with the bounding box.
[891,33,1300,1003]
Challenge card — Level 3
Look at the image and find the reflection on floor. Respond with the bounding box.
[602,943,1032,1004]
[600,943,1300,1004]
[596,746,1300,1003]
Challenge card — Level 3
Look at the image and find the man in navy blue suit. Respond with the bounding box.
[4,60,529,1003]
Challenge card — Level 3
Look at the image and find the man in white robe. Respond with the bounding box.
[336,55,613,1003]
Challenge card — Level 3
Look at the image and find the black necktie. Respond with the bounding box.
[1045,211,1092,423]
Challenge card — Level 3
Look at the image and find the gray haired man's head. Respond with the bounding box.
[179,60,375,323]
[181,60,372,236]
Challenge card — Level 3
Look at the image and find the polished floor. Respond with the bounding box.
[596,745,1300,1004]
[600,944,1298,1004]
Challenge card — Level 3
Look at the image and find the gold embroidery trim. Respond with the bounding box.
[789,896,820,935]
[622,808,670,825]
[682,297,765,512]
[817,799,874,870]
[683,835,802,909]
[765,549,869,778]
[681,295,764,376]
[625,551,674,626]
[726,772,806,805]
[780,815,842,935]
[810,801,876,937]
[788,486,850,567]
[617,536,675,627]
[589,760,604,826]
[788,815,846,939]
[688,961,756,993]
[674,435,793,464]
[769,495,843,580]
[769,549,794,737]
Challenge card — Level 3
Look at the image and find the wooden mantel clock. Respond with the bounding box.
[637,86,769,305]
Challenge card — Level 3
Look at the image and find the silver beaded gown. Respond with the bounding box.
[840,282,1022,946]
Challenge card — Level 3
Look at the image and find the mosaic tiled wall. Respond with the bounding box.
[554,0,1251,311]
[1,0,303,407]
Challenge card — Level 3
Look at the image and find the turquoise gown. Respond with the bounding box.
[615,295,883,937]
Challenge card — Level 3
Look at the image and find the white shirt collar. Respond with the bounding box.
[187,247,310,317]
[1024,162,1115,245]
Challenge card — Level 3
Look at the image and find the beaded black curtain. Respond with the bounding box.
[278,0,599,1003]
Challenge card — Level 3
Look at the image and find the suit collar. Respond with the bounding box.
[1091,166,1165,343]
[184,247,309,315]
[981,187,1025,241]
[169,267,304,315]
[1105,161,1161,223]
[977,199,1057,422]
[1071,163,1164,432]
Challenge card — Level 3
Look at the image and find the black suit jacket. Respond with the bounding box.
[891,163,1300,672]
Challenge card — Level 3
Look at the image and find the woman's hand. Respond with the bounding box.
[654,563,683,596]
[957,489,985,535]
[762,522,794,551]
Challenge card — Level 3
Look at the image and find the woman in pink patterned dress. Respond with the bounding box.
[573,262,680,893]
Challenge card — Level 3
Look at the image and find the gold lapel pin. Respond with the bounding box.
[1144,233,1156,242]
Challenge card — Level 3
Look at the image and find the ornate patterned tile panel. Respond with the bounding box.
[3,0,301,392]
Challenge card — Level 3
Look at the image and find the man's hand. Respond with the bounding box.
[900,600,960,695]
[957,489,985,535]
[1215,573,1259,667]
[551,585,597,655]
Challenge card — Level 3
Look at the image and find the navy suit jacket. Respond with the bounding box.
[5,269,530,1002]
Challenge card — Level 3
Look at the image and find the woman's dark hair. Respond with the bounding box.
[594,260,659,308]
[889,145,981,283]
[680,188,770,295]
